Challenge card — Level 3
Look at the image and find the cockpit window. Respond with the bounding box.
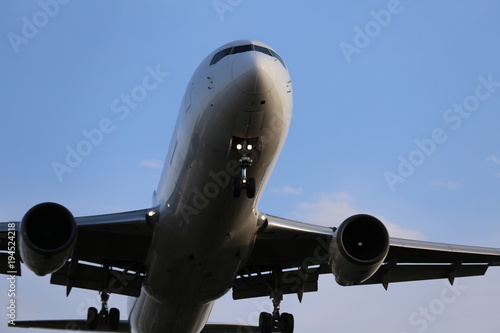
[268,49,286,68]
[231,44,253,54]
[210,47,232,66]
[254,45,272,56]
[210,43,286,68]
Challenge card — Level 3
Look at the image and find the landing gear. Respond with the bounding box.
[232,176,255,198]
[259,289,295,333]
[86,292,120,331]
[231,137,258,199]
[87,307,98,330]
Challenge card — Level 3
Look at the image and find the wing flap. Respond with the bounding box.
[233,268,320,300]
[362,264,489,288]
[50,261,144,297]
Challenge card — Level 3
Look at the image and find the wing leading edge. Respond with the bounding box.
[234,214,500,300]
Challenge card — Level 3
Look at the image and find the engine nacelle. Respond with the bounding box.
[19,202,77,276]
[329,214,389,286]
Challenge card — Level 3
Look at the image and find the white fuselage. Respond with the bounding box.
[128,40,293,333]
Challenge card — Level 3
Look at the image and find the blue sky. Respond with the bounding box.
[1,1,500,332]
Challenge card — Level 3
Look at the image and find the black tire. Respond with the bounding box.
[232,177,241,198]
[109,308,120,331]
[246,178,256,198]
[259,312,273,333]
[281,313,294,333]
[87,307,99,330]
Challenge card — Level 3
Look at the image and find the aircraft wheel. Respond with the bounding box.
[109,307,120,331]
[87,307,99,330]
[232,177,241,198]
[259,312,273,333]
[246,178,256,198]
[281,313,294,333]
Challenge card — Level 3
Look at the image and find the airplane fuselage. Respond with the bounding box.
[129,40,293,333]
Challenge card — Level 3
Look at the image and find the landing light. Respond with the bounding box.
[247,144,253,151]
[148,210,156,217]
[236,144,243,150]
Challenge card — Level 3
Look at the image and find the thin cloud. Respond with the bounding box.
[486,155,500,164]
[430,181,462,190]
[140,159,163,169]
[289,192,425,240]
[270,186,304,195]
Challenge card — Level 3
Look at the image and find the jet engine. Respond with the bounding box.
[329,214,389,286]
[19,202,77,276]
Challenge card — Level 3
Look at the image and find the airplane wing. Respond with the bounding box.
[0,205,157,297]
[233,214,500,300]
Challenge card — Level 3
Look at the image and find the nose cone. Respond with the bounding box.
[232,52,277,94]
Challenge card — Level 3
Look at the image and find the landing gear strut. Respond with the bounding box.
[232,138,257,198]
[87,292,120,331]
[259,289,294,333]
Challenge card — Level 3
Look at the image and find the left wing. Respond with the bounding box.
[234,214,500,300]
[0,204,157,296]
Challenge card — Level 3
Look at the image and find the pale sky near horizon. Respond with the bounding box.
[2,1,500,332]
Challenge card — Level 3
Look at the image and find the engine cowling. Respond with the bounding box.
[19,202,77,276]
[329,214,389,286]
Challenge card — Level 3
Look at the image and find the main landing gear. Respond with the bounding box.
[87,291,120,331]
[259,289,294,333]
[231,138,257,199]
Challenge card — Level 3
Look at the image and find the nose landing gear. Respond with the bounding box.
[231,137,258,199]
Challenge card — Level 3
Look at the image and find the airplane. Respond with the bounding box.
[2,39,500,333]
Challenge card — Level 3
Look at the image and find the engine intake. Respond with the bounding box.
[329,214,389,286]
[20,202,77,276]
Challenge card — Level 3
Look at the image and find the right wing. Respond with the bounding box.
[233,214,500,300]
